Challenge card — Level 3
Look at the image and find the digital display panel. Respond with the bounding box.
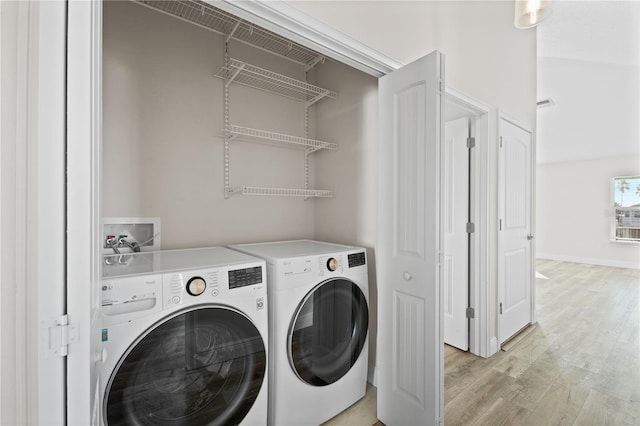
[228,266,263,289]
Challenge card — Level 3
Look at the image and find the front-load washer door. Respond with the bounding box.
[105,306,266,426]
[289,278,369,386]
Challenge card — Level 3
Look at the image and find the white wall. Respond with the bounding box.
[103,1,320,248]
[537,58,639,164]
[537,22,639,268]
[289,1,536,126]
[537,156,640,269]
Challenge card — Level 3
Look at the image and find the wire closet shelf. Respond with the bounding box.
[227,187,333,198]
[133,0,326,67]
[217,59,338,107]
[133,0,339,198]
[227,125,338,153]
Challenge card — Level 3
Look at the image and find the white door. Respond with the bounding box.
[498,116,533,345]
[66,1,103,424]
[443,117,469,351]
[377,51,444,426]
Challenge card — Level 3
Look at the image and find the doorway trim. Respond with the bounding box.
[2,1,67,423]
[66,1,103,423]
[445,88,491,357]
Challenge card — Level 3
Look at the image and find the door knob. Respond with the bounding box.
[403,272,412,281]
[527,234,534,240]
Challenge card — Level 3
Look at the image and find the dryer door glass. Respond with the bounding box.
[289,278,369,386]
[105,307,266,426]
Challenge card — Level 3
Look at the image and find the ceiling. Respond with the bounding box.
[536,1,640,164]
[538,1,639,67]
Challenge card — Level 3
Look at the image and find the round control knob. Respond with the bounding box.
[186,277,206,296]
[327,258,339,272]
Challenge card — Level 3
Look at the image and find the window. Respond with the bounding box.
[612,175,640,242]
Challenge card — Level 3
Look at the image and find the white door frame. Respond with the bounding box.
[66,1,103,424]
[444,88,491,357]
[497,112,536,346]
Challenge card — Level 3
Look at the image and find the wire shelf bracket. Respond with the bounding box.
[305,55,325,72]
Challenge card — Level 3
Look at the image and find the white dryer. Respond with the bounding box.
[228,240,369,426]
[100,247,268,426]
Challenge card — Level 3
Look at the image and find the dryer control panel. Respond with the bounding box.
[318,255,346,275]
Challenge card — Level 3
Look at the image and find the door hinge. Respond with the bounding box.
[466,307,475,319]
[47,315,79,357]
[438,80,445,94]
[499,219,502,231]
[466,222,475,234]
[467,137,476,149]
[499,302,503,315]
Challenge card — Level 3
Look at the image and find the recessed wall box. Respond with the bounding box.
[102,217,161,254]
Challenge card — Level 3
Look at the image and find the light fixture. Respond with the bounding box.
[514,0,553,29]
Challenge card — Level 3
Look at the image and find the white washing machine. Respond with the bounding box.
[100,247,268,426]
[228,240,369,426]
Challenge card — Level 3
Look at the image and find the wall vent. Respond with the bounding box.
[536,98,555,109]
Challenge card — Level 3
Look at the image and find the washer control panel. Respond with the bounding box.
[163,263,264,309]
[101,274,162,318]
[229,266,263,289]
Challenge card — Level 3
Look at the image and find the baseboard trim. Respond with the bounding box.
[489,337,499,356]
[537,253,640,270]
[367,363,377,387]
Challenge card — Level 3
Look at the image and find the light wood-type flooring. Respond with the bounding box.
[325,260,640,425]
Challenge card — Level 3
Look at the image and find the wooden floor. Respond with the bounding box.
[328,260,640,425]
[445,260,640,425]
